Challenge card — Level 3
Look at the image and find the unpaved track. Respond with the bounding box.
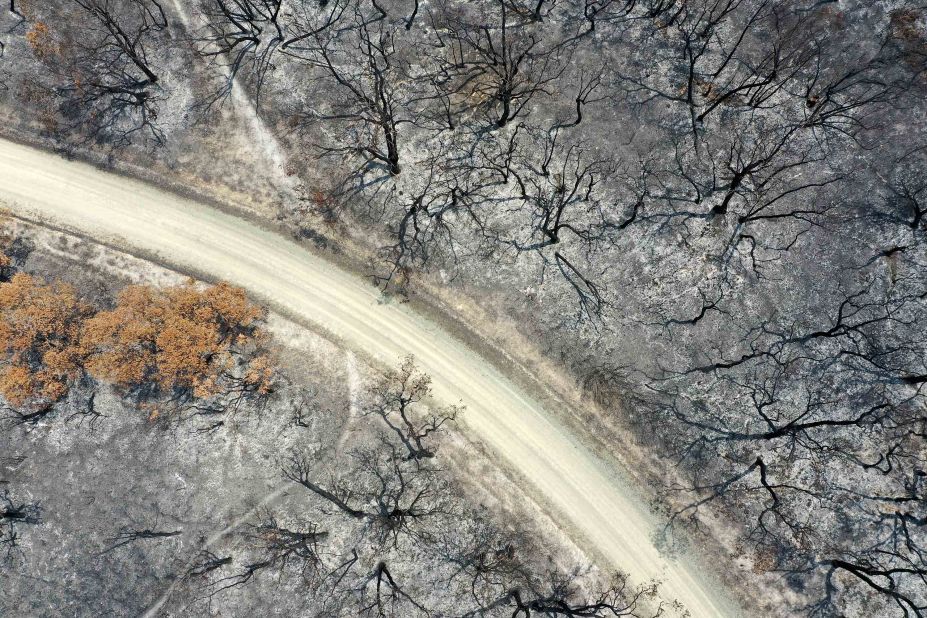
[0,139,740,618]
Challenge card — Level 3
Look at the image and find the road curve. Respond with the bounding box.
[0,138,740,618]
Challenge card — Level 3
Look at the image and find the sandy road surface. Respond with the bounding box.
[0,139,741,618]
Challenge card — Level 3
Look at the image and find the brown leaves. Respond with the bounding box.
[244,355,275,396]
[25,22,59,60]
[82,281,269,400]
[0,275,274,413]
[0,273,90,409]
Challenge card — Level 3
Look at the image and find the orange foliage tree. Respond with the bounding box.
[81,281,274,403]
[0,273,91,409]
[0,273,274,417]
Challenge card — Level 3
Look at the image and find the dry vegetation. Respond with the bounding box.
[0,273,90,408]
[0,270,274,419]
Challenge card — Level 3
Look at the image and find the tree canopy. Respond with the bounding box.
[0,273,90,409]
[0,272,273,413]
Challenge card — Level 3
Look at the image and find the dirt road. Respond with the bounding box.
[0,138,741,618]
